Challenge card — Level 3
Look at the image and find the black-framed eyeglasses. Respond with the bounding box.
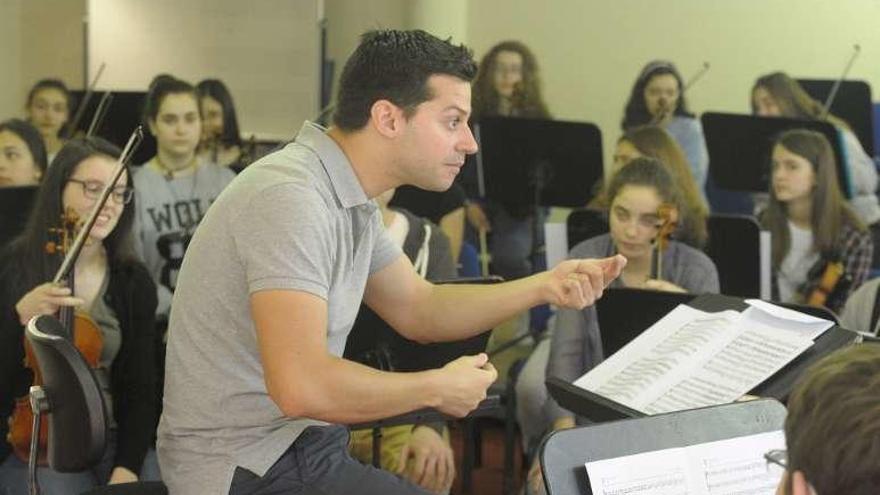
[68,178,134,205]
[764,449,788,479]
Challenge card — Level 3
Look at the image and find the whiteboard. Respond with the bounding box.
[87,0,321,140]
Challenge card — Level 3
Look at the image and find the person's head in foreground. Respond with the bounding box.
[775,343,880,495]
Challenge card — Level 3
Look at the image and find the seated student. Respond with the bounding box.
[133,76,235,325]
[598,125,708,249]
[463,40,552,280]
[0,138,159,492]
[752,72,880,230]
[772,344,880,495]
[759,129,872,315]
[24,79,72,163]
[195,79,248,172]
[621,61,709,196]
[518,158,719,493]
[347,188,457,494]
[0,119,47,186]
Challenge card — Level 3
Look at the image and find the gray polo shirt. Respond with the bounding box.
[157,122,402,495]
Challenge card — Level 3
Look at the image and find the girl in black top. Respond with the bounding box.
[0,138,158,492]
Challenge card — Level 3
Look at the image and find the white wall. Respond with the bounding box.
[324,0,411,105]
[465,0,880,166]
[0,0,23,119]
[87,0,321,140]
[0,0,84,120]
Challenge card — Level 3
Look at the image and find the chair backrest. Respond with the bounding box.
[595,288,697,358]
[706,214,763,298]
[566,208,608,250]
[540,399,787,495]
[26,315,107,472]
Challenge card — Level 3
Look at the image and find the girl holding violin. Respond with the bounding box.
[752,72,880,230]
[760,129,872,314]
[601,125,709,249]
[0,137,158,493]
[621,61,709,196]
[518,158,720,494]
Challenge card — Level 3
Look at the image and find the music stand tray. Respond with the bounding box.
[547,293,857,423]
[540,399,786,495]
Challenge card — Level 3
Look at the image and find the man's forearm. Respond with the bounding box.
[287,355,444,424]
[412,272,550,343]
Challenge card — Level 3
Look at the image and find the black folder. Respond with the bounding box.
[540,399,787,495]
[702,112,850,198]
[0,185,38,249]
[547,293,857,423]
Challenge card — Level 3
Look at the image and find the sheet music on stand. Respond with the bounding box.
[585,430,785,495]
[574,301,833,415]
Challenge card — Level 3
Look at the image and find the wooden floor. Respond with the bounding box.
[449,418,526,495]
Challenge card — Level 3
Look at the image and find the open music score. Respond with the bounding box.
[574,302,833,415]
[585,430,785,495]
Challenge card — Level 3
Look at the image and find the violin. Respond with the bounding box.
[652,203,679,281]
[806,259,846,308]
[8,210,105,464]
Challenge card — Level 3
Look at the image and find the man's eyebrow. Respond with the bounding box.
[443,105,469,115]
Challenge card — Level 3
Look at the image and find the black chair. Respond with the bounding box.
[25,315,167,495]
[565,208,608,250]
[706,214,765,298]
[539,399,786,495]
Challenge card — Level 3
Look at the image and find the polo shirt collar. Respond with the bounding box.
[295,121,370,209]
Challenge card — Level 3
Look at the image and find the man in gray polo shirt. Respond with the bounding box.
[157,30,626,495]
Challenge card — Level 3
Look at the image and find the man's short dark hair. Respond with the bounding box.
[784,344,880,495]
[332,29,477,131]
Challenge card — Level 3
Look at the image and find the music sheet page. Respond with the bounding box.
[574,305,812,414]
[585,430,785,495]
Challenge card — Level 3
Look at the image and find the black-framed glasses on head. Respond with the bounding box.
[764,448,788,480]
[68,178,134,205]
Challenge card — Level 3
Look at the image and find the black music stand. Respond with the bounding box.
[547,293,858,423]
[476,117,603,280]
[798,78,873,155]
[702,112,851,198]
[69,90,154,165]
[0,185,38,248]
[565,208,608,250]
[476,117,603,213]
[539,399,787,495]
[706,214,766,299]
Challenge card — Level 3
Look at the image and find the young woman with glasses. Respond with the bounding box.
[0,137,160,492]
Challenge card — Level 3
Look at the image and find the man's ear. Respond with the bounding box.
[370,99,404,138]
[790,471,814,495]
[147,119,157,137]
